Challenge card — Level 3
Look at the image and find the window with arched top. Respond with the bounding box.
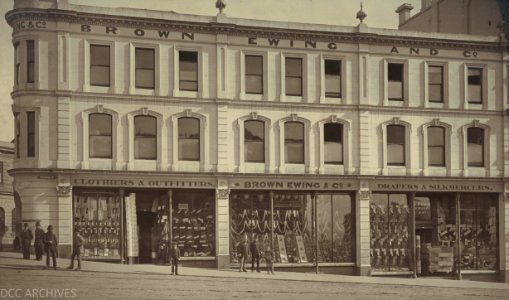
[244,120,265,163]
[324,123,343,165]
[427,126,445,167]
[178,117,200,161]
[387,125,405,166]
[89,113,112,158]
[467,127,484,167]
[134,115,157,160]
[284,121,304,164]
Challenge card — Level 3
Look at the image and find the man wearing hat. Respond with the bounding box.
[20,223,33,260]
[44,225,58,270]
[67,228,85,270]
[34,221,45,261]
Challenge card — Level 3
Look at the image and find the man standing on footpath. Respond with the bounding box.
[250,234,261,272]
[20,223,33,260]
[238,234,248,272]
[170,243,180,275]
[34,221,45,261]
[44,225,58,270]
[68,229,84,271]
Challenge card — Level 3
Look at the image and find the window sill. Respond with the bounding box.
[240,93,265,101]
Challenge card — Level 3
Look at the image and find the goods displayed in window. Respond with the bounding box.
[73,193,121,259]
[172,191,215,257]
[230,192,355,265]
[370,194,410,272]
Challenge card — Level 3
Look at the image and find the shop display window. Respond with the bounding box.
[172,191,215,257]
[73,192,121,259]
[370,194,410,272]
[316,194,354,262]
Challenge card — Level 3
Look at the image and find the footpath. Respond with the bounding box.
[1,252,508,290]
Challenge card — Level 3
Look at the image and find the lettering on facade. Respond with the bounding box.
[389,46,440,56]
[73,178,215,188]
[375,183,494,192]
[13,21,47,31]
[233,180,355,190]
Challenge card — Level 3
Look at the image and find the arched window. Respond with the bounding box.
[244,120,265,163]
[324,123,343,164]
[178,117,200,161]
[285,121,304,164]
[89,113,112,158]
[134,115,157,160]
[467,127,484,167]
[387,125,405,166]
[427,126,445,166]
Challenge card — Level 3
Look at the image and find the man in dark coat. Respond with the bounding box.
[250,234,261,272]
[44,225,58,270]
[170,244,180,275]
[238,234,248,272]
[20,223,33,260]
[34,221,45,261]
[67,229,85,270]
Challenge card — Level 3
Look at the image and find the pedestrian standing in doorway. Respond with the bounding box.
[34,221,45,261]
[20,223,33,260]
[67,229,84,271]
[250,234,260,272]
[238,234,248,272]
[170,244,180,275]
[264,246,275,275]
[44,225,58,270]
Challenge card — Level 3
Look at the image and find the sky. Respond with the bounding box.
[0,0,421,142]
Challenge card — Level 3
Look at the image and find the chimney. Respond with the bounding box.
[421,0,433,11]
[396,3,414,25]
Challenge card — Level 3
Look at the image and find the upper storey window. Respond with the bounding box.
[387,125,405,166]
[324,123,343,164]
[135,48,155,89]
[388,63,403,100]
[467,68,482,104]
[90,45,110,87]
[14,42,19,85]
[245,55,263,95]
[427,126,445,167]
[134,115,157,160]
[14,112,20,158]
[244,120,265,163]
[324,60,341,98]
[178,117,200,161]
[179,51,198,91]
[89,113,112,158]
[26,40,35,83]
[285,121,304,164]
[428,66,443,103]
[27,112,35,157]
[285,57,302,96]
[467,127,484,167]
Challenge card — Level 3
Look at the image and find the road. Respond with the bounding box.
[0,257,507,299]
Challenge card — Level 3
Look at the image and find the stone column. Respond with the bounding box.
[55,176,73,258]
[215,184,230,269]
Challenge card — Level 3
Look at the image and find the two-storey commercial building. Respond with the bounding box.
[6,0,509,281]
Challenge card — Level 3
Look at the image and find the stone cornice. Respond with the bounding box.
[5,8,508,52]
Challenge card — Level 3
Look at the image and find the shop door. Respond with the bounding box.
[137,211,156,263]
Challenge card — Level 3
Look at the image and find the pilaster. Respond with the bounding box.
[216,182,230,269]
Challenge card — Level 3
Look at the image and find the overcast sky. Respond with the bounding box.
[0,0,421,142]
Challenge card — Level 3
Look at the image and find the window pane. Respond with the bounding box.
[388,81,403,100]
[245,55,262,75]
[387,125,405,144]
[468,68,482,103]
[428,127,444,146]
[285,58,302,76]
[90,66,110,86]
[467,127,484,166]
[285,77,302,96]
[178,118,200,161]
[468,85,482,103]
[135,69,154,88]
[180,62,198,80]
[90,45,110,67]
[429,84,443,102]
[332,194,354,262]
[325,60,341,75]
[428,66,443,84]
[27,112,35,157]
[285,122,303,140]
[317,195,333,262]
[388,63,403,81]
[387,144,404,165]
[90,136,112,158]
[428,146,445,166]
[325,76,341,98]
[135,48,154,69]
[245,75,263,94]
[245,120,264,163]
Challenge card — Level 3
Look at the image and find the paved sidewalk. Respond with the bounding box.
[1,252,508,290]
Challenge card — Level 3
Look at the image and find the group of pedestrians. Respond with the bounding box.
[19,222,83,271]
[237,234,275,275]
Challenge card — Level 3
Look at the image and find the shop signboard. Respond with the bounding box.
[230,178,358,190]
[72,177,216,189]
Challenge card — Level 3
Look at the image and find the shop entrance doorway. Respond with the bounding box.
[137,211,156,263]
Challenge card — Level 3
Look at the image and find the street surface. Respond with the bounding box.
[0,253,507,300]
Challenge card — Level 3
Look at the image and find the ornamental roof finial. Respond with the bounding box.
[356,2,367,24]
[216,0,226,14]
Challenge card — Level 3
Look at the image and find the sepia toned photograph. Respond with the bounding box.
[0,0,508,299]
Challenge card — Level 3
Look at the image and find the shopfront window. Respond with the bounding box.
[73,192,121,259]
[316,194,354,262]
[285,121,304,164]
[370,194,410,272]
[134,116,157,160]
[244,120,264,163]
[172,190,215,257]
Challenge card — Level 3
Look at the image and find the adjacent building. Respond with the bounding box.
[5,0,509,281]
[0,141,16,251]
